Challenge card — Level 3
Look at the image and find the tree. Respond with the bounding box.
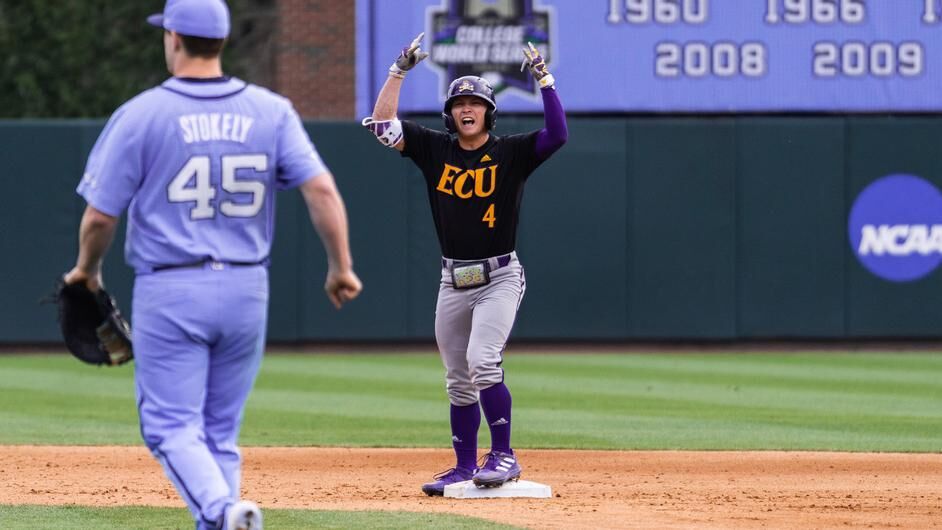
[0,0,276,118]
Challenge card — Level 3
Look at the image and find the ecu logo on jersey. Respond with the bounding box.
[436,163,497,199]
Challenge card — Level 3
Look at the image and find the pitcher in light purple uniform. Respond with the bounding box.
[63,1,362,528]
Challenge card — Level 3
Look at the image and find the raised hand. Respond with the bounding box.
[521,41,555,89]
[390,32,430,77]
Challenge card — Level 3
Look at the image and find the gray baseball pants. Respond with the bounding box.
[434,252,526,406]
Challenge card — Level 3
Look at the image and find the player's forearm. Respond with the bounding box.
[535,87,568,161]
[372,75,404,120]
[300,174,354,272]
[75,205,118,275]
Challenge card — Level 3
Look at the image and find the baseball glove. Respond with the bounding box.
[50,279,133,366]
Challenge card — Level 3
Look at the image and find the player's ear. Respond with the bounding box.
[169,30,183,52]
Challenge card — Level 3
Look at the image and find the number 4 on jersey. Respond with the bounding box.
[168,157,215,219]
[482,203,496,228]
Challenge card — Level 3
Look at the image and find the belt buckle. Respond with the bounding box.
[451,260,490,289]
[210,261,225,271]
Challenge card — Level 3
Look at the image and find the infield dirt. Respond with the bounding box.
[2,446,940,529]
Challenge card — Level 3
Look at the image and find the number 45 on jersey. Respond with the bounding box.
[168,154,269,220]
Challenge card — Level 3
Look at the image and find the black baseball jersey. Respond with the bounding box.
[401,121,542,260]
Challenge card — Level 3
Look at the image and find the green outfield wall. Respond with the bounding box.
[3,117,940,343]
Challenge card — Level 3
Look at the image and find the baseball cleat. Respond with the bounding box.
[421,466,476,496]
[472,451,521,488]
[226,500,262,530]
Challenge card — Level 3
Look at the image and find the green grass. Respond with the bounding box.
[1,350,940,528]
[0,505,519,529]
[0,351,940,451]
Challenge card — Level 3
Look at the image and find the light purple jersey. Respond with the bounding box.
[77,77,327,273]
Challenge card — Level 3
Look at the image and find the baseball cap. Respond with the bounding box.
[147,0,231,39]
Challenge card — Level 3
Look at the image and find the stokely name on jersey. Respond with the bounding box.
[436,163,497,199]
[178,113,254,144]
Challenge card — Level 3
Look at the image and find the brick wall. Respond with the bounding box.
[275,0,355,119]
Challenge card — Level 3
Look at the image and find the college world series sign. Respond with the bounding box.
[356,0,942,115]
[425,0,553,100]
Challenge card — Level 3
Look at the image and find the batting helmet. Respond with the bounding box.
[442,76,497,133]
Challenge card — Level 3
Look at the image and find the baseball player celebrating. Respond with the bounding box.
[363,34,567,495]
[62,1,361,528]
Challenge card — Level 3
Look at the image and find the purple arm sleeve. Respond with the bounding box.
[534,87,568,162]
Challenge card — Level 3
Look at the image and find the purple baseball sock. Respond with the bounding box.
[450,403,480,471]
[479,382,513,454]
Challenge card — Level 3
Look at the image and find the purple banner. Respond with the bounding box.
[356,0,942,115]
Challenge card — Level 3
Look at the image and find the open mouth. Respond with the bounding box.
[460,117,475,127]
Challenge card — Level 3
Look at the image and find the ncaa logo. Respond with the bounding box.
[848,174,942,282]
